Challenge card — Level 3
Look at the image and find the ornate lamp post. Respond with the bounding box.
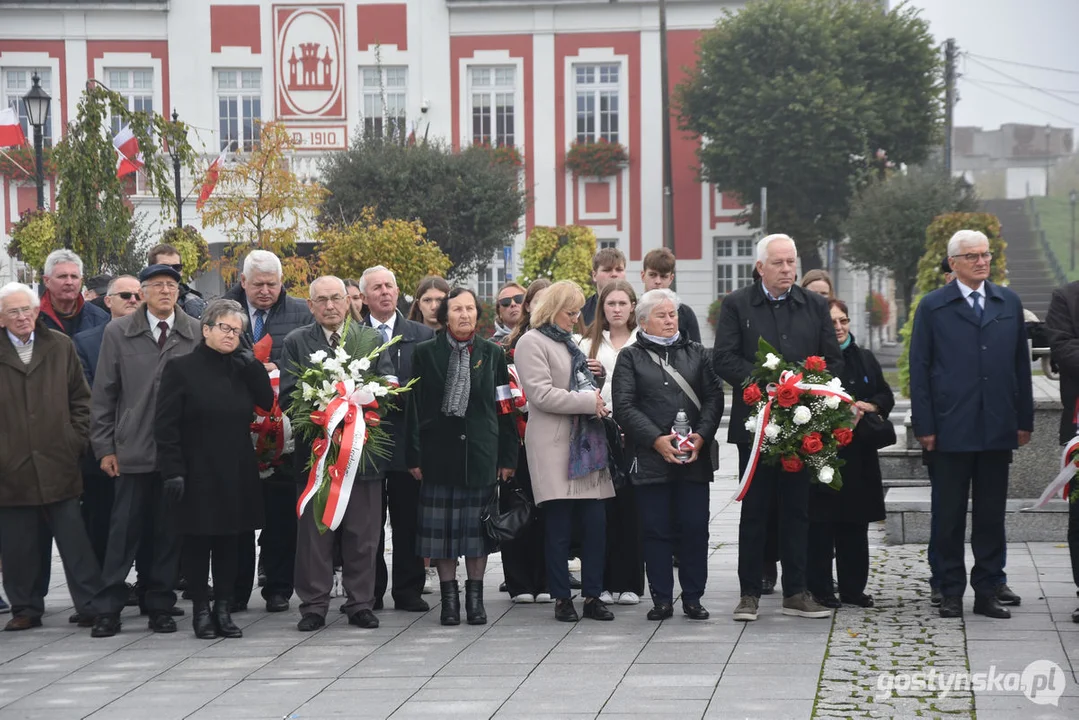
[22,73,51,210]
[169,109,185,228]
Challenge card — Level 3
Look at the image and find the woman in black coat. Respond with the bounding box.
[807,298,895,608]
[612,289,724,621]
[155,299,273,639]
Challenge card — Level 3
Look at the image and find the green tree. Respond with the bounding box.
[318,136,528,278]
[678,0,943,267]
[519,225,597,295]
[844,163,978,317]
[51,82,199,272]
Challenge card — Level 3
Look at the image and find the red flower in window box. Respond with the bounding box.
[564,139,629,177]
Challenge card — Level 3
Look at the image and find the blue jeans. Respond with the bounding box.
[544,499,605,599]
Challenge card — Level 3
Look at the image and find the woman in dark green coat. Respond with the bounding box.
[407,288,518,627]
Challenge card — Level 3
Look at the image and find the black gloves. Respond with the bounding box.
[232,348,257,370]
[163,476,185,503]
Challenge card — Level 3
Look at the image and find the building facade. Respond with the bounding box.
[0,0,878,344]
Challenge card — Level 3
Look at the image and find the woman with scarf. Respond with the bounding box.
[407,287,518,626]
[806,298,894,608]
[613,289,724,621]
[514,280,615,622]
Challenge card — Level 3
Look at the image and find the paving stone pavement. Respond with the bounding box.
[0,444,1077,719]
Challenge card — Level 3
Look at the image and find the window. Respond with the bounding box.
[598,238,619,250]
[215,70,261,152]
[361,66,407,140]
[469,66,516,148]
[2,69,52,146]
[477,261,507,301]
[574,63,619,144]
[108,69,154,135]
[715,237,755,295]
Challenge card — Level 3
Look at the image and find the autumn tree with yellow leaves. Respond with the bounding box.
[199,121,327,287]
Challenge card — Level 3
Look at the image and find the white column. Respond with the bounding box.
[639,28,663,264]
[531,32,556,227]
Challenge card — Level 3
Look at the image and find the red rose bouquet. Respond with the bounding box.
[735,338,855,500]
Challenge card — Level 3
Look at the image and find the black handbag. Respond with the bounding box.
[481,479,534,551]
[858,411,897,450]
[601,415,629,489]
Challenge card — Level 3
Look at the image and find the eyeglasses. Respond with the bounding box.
[833,317,851,326]
[2,306,34,319]
[109,291,142,301]
[498,294,525,307]
[144,281,179,292]
[950,252,993,263]
[168,264,183,274]
[212,323,243,337]
[312,294,346,306]
[564,309,582,319]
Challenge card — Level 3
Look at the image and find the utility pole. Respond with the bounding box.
[659,0,676,264]
[943,38,956,175]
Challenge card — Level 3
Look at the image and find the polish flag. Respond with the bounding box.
[113,125,144,178]
[0,107,27,148]
[196,146,228,210]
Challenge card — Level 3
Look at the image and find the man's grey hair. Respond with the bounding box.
[947,230,989,258]
[309,276,346,299]
[44,249,84,278]
[359,265,397,294]
[107,275,139,294]
[201,298,247,330]
[636,288,681,325]
[0,282,40,309]
[756,234,796,263]
[242,250,283,279]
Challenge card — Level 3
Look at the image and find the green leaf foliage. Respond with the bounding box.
[519,225,597,295]
[677,0,943,262]
[318,136,529,278]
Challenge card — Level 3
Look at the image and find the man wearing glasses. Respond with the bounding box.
[89,264,201,637]
[147,243,207,319]
[492,282,526,344]
[910,229,1034,621]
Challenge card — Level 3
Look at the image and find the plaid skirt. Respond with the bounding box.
[416,483,492,559]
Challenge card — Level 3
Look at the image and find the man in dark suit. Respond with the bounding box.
[714,234,843,622]
[281,276,395,632]
[910,229,1033,620]
[1041,278,1079,624]
[358,266,434,612]
[224,250,313,613]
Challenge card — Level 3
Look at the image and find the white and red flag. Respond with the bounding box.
[195,146,228,210]
[0,107,27,148]
[113,125,144,178]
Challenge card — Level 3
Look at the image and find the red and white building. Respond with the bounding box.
[0,0,879,344]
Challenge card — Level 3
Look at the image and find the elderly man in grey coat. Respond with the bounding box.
[89,264,201,638]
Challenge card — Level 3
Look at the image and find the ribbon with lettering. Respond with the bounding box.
[733,370,853,502]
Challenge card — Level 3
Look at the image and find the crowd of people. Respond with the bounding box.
[1,228,1077,635]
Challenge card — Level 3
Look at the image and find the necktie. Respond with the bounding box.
[970,290,983,320]
[157,321,170,350]
[329,331,340,347]
[378,323,390,344]
[253,309,265,342]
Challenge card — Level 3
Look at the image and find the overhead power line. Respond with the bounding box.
[964,54,1079,109]
[960,77,1079,127]
[964,52,1079,77]
[964,78,1079,95]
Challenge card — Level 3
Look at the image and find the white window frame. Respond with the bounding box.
[573,63,620,145]
[215,69,262,152]
[360,65,407,141]
[715,236,756,296]
[2,68,53,147]
[107,68,154,136]
[468,66,516,148]
[477,258,508,301]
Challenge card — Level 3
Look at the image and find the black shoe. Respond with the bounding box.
[569,573,582,590]
[148,613,177,633]
[1072,606,1079,624]
[840,593,874,608]
[228,600,248,614]
[192,601,216,640]
[213,600,243,638]
[995,584,1021,606]
[348,609,380,629]
[373,596,384,611]
[939,597,963,618]
[973,594,1011,619]
[297,613,325,632]
[265,594,290,613]
[499,581,508,593]
[647,602,674,621]
[683,603,710,620]
[440,580,461,626]
[69,612,95,628]
[139,605,185,617]
[761,563,778,595]
[582,598,614,621]
[91,614,121,638]
[554,598,578,622]
[930,587,942,607]
[465,580,487,625]
[814,593,841,609]
[394,595,430,612]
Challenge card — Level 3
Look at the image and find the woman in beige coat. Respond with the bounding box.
[514,280,615,623]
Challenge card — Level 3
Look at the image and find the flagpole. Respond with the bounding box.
[0,148,32,177]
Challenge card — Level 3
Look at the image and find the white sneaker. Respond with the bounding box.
[422,567,436,595]
[535,593,553,603]
[617,591,640,605]
[568,557,582,573]
[512,593,535,604]
[598,590,615,604]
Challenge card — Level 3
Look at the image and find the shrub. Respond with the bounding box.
[160,226,211,282]
[519,225,597,295]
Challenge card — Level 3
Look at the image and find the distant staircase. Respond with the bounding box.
[981,198,1061,319]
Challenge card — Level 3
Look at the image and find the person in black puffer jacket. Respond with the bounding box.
[613,289,724,622]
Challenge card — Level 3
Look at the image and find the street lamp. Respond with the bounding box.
[22,73,51,210]
[169,109,185,227]
[1070,189,1077,273]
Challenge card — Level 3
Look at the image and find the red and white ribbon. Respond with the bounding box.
[732,369,853,502]
[251,368,293,479]
[1025,434,1079,511]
